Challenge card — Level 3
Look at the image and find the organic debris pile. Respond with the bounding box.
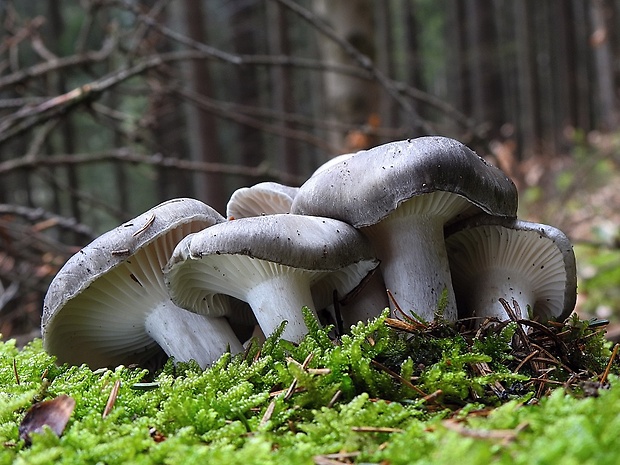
[377,299,618,407]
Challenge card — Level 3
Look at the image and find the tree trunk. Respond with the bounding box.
[590,0,619,130]
[231,0,265,187]
[463,0,503,140]
[265,1,299,178]
[548,1,575,154]
[446,0,469,122]
[311,0,379,153]
[47,1,81,237]
[375,1,397,132]
[514,1,541,158]
[133,1,191,204]
[181,0,226,213]
[571,0,594,131]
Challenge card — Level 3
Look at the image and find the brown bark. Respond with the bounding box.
[446,0,469,120]
[514,1,542,158]
[266,1,299,178]
[464,0,503,139]
[564,0,593,132]
[48,1,81,224]
[590,0,619,130]
[375,1,397,131]
[181,0,226,212]
[231,0,265,186]
[548,1,576,153]
[311,0,380,153]
[141,2,193,203]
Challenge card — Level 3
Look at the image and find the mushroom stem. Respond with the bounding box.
[339,272,389,329]
[363,214,458,322]
[465,270,533,320]
[145,302,243,367]
[245,273,319,342]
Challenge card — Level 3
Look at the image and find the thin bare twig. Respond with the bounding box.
[0,281,20,312]
[0,148,305,185]
[171,85,337,154]
[118,0,242,64]
[102,379,121,418]
[126,0,171,58]
[442,419,528,444]
[259,400,276,427]
[350,426,404,433]
[0,204,94,238]
[600,343,620,387]
[271,0,433,134]
[370,359,429,398]
[13,358,20,385]
[0,49,237,143]
[0,33,116,91]
[132,213,156,237]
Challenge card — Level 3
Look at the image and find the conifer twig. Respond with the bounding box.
[102,380,121,418]
[13,358,20,385]
[600,343,620,387]
[259,400,276,427]
[370,359,428,398]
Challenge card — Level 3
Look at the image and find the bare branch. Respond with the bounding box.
[117,0,242,64]
[171,86,338,154]
[0,281,19,312]
[175,85,408,139]
[0,204,95,239]
[240,54,481,135]
[271,0,434,134]
[0,49,223,143]
[0,33,117,90]
[0,149,306,185]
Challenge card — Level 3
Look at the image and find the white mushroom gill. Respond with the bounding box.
[311,260,380,306]
[447,224,568,321]
[227,192,290,218]
[45,222,243,368]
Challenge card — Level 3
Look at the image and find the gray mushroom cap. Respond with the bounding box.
[226,182,299,220]
[164,214,379,342]
[42,198,243,369]
[445,215,577,322]
[310,153,355,178]
[290,136,518,322]
[291,136,518,228]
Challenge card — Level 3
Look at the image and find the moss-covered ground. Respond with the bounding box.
[2,309,620,464]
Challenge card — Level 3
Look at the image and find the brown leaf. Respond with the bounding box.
[18,394,76,445]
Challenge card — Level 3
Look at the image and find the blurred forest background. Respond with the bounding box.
[2,0,620,343]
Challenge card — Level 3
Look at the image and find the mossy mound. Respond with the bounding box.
[1,310,619,464]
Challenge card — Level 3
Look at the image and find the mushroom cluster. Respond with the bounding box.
[42,136,578,369]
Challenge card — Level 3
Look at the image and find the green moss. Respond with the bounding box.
[1,311,619,464]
